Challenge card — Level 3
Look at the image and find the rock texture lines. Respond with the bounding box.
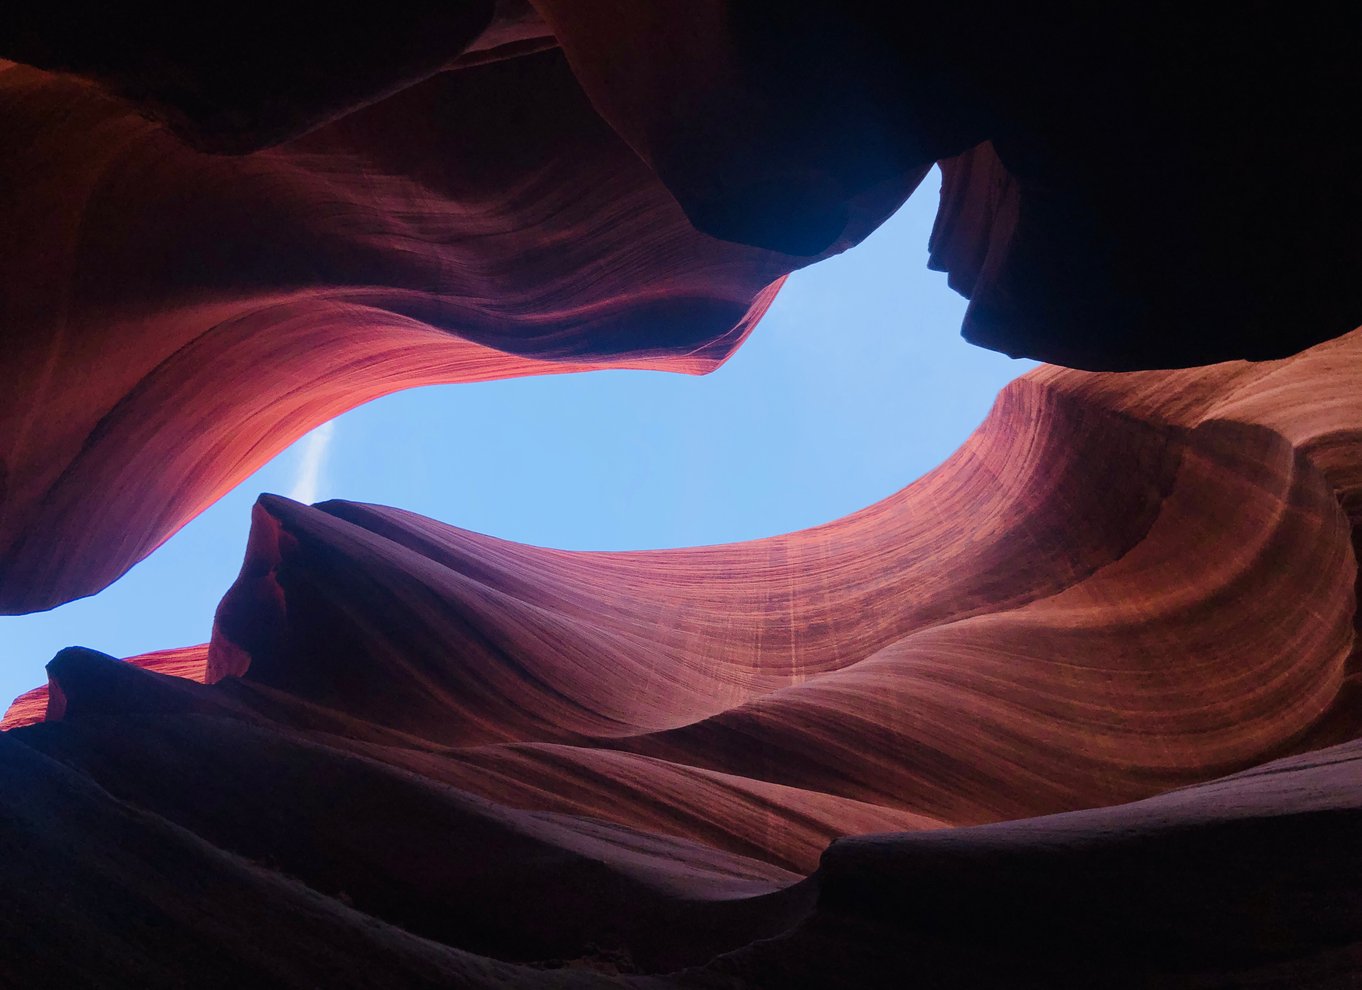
[7,333,1362,985]
[4,6,1362,985]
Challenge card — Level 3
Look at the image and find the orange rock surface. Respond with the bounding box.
[0,48,909,614]
[6,5,1362,615]
[5,8,1362,984]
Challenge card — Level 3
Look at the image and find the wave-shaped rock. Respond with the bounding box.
[0,42,893,615]
[6,330,1362,984]
[5,7,1362,614]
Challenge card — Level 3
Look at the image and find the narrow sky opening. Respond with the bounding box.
[0,169,1034,705]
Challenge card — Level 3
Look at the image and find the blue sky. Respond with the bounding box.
[0,169,1033,707]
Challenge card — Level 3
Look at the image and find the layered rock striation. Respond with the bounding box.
[4,5,1362,614]
[6,331,1362,984]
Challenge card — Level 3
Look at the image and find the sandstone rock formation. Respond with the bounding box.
[0,643,206,731]
[6,331,1362,985]
[0,46,830,615]
[5,7,1362,985]
[4,5,1361,614]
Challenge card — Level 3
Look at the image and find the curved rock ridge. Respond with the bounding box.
[0,643,208,731]
[6,6,1362,616]
[204,386,1194,745]
[6,329,1362,983]
[0,43,902,615]
[194,331,1361,832]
